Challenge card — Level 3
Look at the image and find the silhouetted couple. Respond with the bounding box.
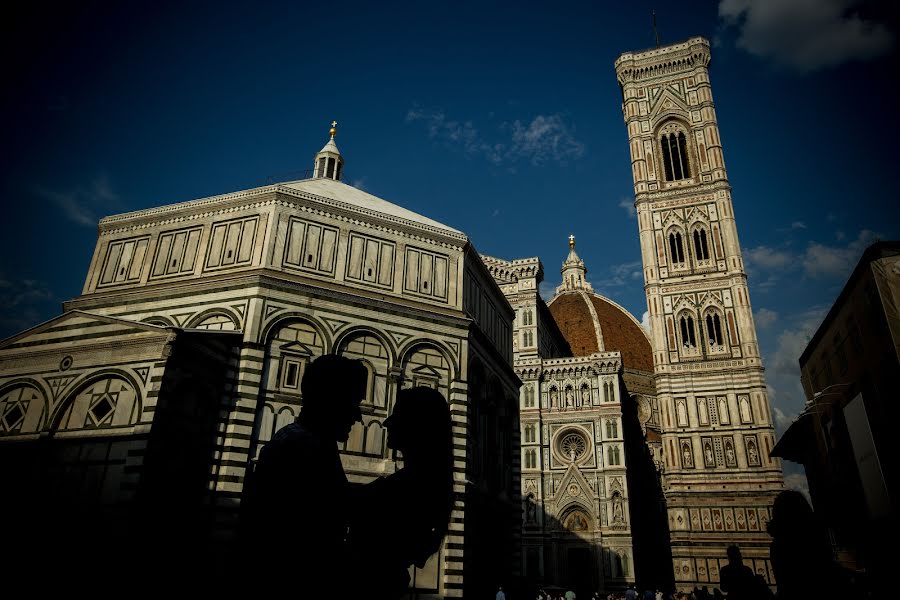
[242,354,453,598]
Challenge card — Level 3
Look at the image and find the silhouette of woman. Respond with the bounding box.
[348,386,454,598]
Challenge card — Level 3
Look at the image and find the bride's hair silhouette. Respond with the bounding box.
[349,386,454,597]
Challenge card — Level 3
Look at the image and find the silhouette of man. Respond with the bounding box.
[242,354,367,593]
[719,545,756,600]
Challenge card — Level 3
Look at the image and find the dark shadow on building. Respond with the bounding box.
[620,381,674,592]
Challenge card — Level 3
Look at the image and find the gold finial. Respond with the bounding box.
[568,234,575,249]
[329,120,338,139]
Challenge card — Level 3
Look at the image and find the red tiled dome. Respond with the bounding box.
[548,291,653,372]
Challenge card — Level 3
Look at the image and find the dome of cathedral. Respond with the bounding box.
[547,236,653,371]
[548,291,653,371]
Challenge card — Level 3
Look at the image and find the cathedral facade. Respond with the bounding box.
[484,241,669,592]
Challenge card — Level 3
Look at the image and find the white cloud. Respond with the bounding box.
[746,229,881,281]
[783,472,811,501]
[406,107,584,166]
[406,108,504,164]
[507,114,585,165]
[771,307,827,384]
[641,310,651,335]
[761,306,828,436]
[0,277,54,310]
[592,260,644,292]
[801,229,880,278]
[539,280,557,301]
[744,245,795,271]
[618,197,636,218]
[0,275,56,336]
[754,307,778,329]
[350,177,367,191]
[772,406,798,433]
[777,221,808,233]
[35,175,121,227]
[719,0,894,72]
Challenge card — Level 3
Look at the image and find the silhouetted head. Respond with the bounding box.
[726,544,742,564]
[385,386,451,465]
[768,489,815,537]
[300,354,367,442]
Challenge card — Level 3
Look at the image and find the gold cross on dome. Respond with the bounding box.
[569,234,575,248]
[331,120,337,128]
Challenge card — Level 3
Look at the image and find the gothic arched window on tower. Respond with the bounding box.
[705,312,725,349]
[693,228,710,261]
[668,231,686,265]
[679,314,697,351]
[660,125,691,182]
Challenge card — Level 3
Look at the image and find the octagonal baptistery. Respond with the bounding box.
[0,126,521,598]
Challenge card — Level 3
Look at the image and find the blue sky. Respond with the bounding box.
[2,1,898,487]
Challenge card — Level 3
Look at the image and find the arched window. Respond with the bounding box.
[705,313,724,347]
[192,312,239,330]
[693,228,710,260]
[0,385,44,434]
[524,424,535,443]
[611,419,618,438]
[525,449,537,469]
[679,315,697,348]
[524,385,534,408]
[603,380,615,403]
[607,445,621,466]
[660,127,691,181]
[668,231,685,264]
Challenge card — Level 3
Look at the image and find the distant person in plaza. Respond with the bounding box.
[347,386,454,598]
[241,354,367,593]
[497,586,506,600]
[565,588,576,600]
[720,545,758,599]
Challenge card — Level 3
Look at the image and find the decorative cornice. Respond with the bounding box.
[98,183,469,250]
[635,181,730,205]
[615,37,711,85]
[480,254,544,284]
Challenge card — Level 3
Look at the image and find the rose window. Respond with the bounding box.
[559,432,587,461]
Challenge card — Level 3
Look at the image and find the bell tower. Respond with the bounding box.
[615,37,783,590]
